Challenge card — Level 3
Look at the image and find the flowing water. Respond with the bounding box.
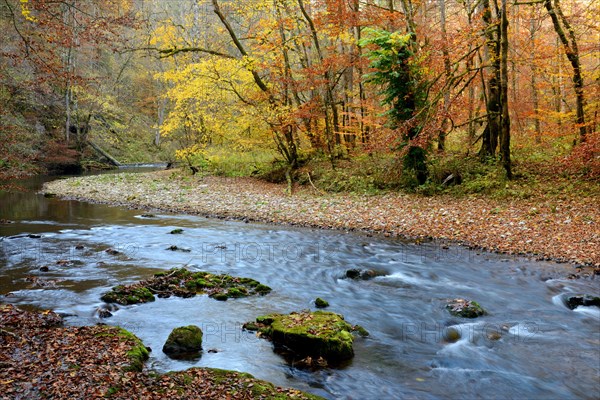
[1,175,599,399]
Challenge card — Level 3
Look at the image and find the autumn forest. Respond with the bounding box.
[1,0,599,187]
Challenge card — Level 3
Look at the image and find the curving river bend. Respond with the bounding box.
[1,175,599,399]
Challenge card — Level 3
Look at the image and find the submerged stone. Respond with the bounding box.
[353,325,369,337]
[446,298,486,318]
[166,245,191,252]
[345,268,386,280]
[249,311,367,365]
[444,327,461,343]
[163,325,203,358]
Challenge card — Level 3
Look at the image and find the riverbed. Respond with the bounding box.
[1,176,599,399]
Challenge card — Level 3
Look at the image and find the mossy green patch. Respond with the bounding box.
[251,311,363,364]
[162,325,203,357]
[315,298,329,308]
[94,326,149,372]
[201,368,324,399]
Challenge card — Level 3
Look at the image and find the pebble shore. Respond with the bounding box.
[43,170,600,268]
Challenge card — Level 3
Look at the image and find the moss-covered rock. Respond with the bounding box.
[100,286,155,305]
[564,294,600,310]
[352,325,369,337]
[101,268,272,304]
[446,298,486,318]
[115,327,150,372]
[250,311,363,364]
[169,228,184,234]
[315,298,329,308]
[162,325,203,358]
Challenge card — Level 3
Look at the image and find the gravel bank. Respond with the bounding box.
[43,170,600,268]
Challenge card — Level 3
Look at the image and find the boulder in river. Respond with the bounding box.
[345,268,386,280]
[162,325,203,358]
[315,298,329,308]
[247,311,368,365]
[445,298,486,318]
[564,294,600,310]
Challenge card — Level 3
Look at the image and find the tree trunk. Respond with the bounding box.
[544,0,587,142]
[437,0,451,151]
[155,97,166,146]
[464,0,477,142]
[529,11,541,143]
[351,0,368,144]
[499,0,512,179]
[479,0,501,160]
[63,3,74,144]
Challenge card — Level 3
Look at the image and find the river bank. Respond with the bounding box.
[42,170,599,269]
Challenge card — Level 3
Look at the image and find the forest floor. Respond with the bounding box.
[43,170,600,270]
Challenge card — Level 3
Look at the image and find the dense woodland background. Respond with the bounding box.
[1,0,598,194]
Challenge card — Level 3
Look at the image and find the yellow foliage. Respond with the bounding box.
[149,22,185,47]
[20,0,37,22]
[157,56,272,160]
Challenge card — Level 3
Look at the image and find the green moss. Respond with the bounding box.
[169,229,184,234]
[95,327,149,372]
[185,280,198,290]
[243,322,261,331]
[446,298,486,318]
[227,287,247,298]
[211,292,229,301]
[315,298,329,308]
[195,279,208,287]
[352,325,370,337]
[203,368,324,399]
[125,344,150,372]
[101,268,271,305]
[254,311,357,363]
[104,386,120,397]
[255,284,272,294]
[256,314,278,325]
[162,325,203,356]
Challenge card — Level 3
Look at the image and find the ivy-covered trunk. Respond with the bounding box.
[360,28,428,185]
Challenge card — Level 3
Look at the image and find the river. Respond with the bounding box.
[1,175,599,399]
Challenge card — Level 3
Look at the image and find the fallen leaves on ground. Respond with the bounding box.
[0,304,322,399]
